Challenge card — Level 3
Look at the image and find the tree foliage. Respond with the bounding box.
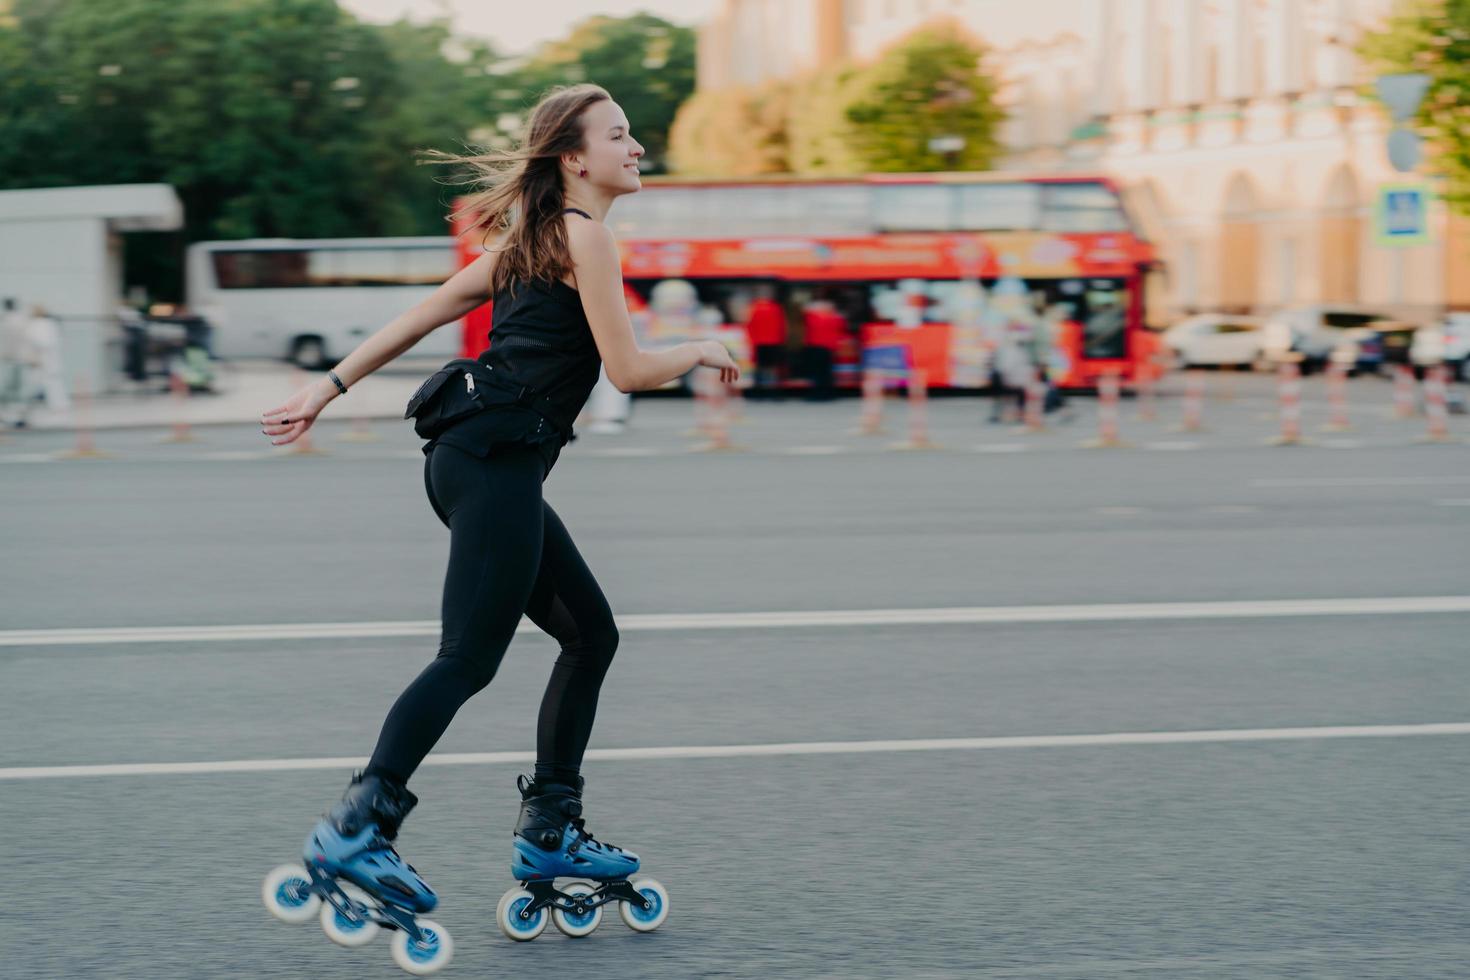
[842,26,1004,172]
[667,23,1003,177]
[1360,0,1470,213]
[0,2,695,297]
[514,13,695,174]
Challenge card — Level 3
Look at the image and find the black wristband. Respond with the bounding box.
[328,370,348,395]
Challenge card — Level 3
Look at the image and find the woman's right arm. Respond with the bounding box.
[568,220,738,392]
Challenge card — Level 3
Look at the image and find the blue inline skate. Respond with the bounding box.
[495,773,669,940]
[262,772,453,975]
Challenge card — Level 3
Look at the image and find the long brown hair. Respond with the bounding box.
[425,84,611,297]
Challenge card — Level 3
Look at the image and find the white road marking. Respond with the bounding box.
[1433,498,1470,507]
[1204,504,1261,514]
[5,596,1470,648]
[1144,441,1200,451]
[1252,474,1470,488]
[584,447,663,458]
[4,722,1467,781]
[973,444,1028,453]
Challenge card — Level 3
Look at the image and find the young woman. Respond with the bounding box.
[259,84,739,969]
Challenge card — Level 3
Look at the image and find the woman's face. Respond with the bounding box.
[574,99,644,196]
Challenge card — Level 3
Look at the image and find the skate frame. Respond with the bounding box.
[512,878,654,920]
[306,863,433,945]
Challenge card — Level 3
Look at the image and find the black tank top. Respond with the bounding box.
[427,210,602,475]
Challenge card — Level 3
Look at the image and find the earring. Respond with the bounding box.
[578,167,587,178]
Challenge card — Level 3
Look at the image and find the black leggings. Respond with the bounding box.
[363,442,619,788]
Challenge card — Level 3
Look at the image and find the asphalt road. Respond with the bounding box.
[3,384,1468,979]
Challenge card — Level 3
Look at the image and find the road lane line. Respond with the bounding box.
[4,723,1468,781]
[6,596,1470,647]
[1252,475,1470,488]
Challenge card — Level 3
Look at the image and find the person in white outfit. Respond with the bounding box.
[0,297,35,428]
[25,305,69,413]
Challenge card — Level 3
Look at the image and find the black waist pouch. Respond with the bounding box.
[405,358,567,441]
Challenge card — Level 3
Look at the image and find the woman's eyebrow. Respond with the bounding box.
[608,124,627,134]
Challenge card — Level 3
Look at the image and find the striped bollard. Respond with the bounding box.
[1175,370,1205,433]
[163,372,197,443]
[1084,370,1125,448]
[894,368,935,450]
[1422,364,1453,442]
[1022,372,1046,433]
[1322,358,1351,432]
[858,367,884,435]
[288,370,325,456]
[58,374,108,459]
[1268,360,1304,445]
[1393,365,1416,419]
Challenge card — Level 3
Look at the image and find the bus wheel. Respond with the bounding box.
[292,337,328,370]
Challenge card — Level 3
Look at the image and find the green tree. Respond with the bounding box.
[514,13,696,174]
[840,24,1004,173]
[1360,0,1470,214]
[0,0,515,297]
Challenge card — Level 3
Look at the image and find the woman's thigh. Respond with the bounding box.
[522,500,617,649]
[428,444,548,665]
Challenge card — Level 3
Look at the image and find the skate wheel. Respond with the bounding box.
[551,881,603,938]
[618,877,669,932]
[262,864,321,924]
[320,882,381,947]
[496,885,547,941]
[391,918,453,975]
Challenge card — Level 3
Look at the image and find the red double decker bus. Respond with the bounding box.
[458,173,1164,391]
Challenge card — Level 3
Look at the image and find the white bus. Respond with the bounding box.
[185,237,461,367]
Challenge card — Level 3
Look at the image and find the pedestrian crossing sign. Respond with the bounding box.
[1373,184,1432,247]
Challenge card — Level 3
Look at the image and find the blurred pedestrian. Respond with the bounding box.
[744,285,787,398]
[257,84,731,951]
[26,304,69,413]
[0,297,36,428]
[800,297,843,401]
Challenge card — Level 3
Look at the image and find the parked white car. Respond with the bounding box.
[1260,305,1395,373]
[1163,314,1266,368]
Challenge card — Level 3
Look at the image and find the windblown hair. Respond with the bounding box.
[425,84,611,297]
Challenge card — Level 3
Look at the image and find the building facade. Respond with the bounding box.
[696,0,1467,321]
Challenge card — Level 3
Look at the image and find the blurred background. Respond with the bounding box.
[3,2,1469,978]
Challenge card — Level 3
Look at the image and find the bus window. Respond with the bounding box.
[1039,182,1131,234]
[956,183,1040,230]
[874,185,954,232]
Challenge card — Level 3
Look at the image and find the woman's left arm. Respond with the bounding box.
[261,251,495,445]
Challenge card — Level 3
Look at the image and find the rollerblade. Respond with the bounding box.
[262,772,453,975]
[495,773,669,941]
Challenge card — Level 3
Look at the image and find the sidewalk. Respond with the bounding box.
[13,361,431,432]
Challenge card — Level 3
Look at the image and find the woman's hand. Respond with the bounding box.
[696,340,741,385]
[260,378,337,446]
